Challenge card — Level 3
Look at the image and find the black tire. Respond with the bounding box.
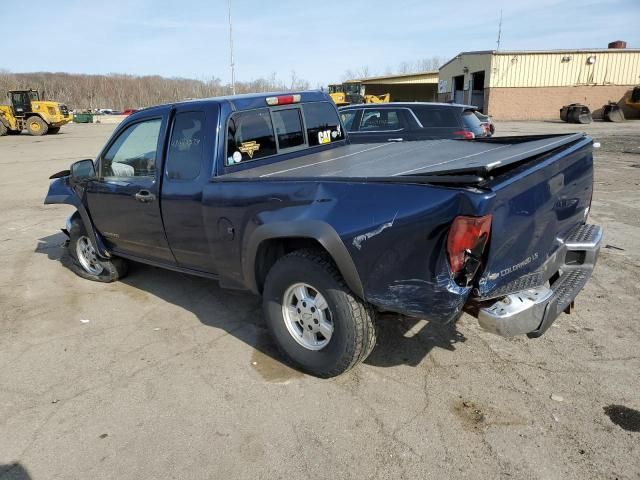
[263,249,377,378]
[0,122,7,136]
[48,127,61,134]
[26,116,48,136]
[67,217,128,282]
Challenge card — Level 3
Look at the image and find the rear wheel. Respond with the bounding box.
[263,249,377,378]
[26,116,48,136]
[68,217,128,282]
[48,127,61,134]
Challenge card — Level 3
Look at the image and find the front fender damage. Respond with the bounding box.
[44,176,111,259]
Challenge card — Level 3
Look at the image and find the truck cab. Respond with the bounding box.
[61,92,346,270]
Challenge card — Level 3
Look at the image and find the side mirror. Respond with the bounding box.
[70,159,96,182]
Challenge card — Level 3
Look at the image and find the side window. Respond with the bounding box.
[359,109,401,131]
[302,101,344,146]
[226,108,276,165]
[166,111,205,180]
[100,119,161,179]
[340,110,358,132]
[271,108,305,150]
[414,108,459,128]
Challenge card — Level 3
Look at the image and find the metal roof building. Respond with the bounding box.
[437,46,640,120]
[345,71,439,102]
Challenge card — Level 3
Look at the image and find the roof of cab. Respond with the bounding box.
[213,90,329,111]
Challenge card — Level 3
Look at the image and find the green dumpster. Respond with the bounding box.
[73,113,93,123]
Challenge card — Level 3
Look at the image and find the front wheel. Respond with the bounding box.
[263,249,377,378]
[68,217,127,282]
[26,116,48,136]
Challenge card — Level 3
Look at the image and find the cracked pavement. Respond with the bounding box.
[1,120,639,479]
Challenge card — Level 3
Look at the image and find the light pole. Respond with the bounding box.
[228,0,236,95]
[496,10,503,51]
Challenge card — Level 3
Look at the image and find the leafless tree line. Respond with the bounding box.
[342,56,446,81]
[0,70,311,110]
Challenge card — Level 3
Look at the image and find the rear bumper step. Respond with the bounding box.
[475,223,602,337]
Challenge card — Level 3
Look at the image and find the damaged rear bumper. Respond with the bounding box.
[473,223,602,337]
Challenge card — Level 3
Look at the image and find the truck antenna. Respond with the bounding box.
[228,0,236,95]
[496,10,503,51]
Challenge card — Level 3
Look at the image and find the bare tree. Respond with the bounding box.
[0,70,312,110]
[397,56,446,74]
[397,61,412,74]
[341,65,372,81]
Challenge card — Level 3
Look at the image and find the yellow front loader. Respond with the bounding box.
[328,83,390,106]
[363,93,391,103]
[0,89,72,136]
[328,84,351,106]
[626,86,640,112]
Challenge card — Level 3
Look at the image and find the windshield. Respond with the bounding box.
[474,111,489,122]
[462,110,484,132]
[344,83,361,95]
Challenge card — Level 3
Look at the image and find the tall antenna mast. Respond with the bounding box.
[228,0,236,95]
[496,10,503,51]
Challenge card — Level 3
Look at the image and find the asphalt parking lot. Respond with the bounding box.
[1,119,639,479]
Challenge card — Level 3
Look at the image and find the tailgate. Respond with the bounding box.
[477,135,594,298]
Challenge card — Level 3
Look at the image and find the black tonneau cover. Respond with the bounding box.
[222,133,585,182]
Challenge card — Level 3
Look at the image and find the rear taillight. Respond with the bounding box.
[454,130,475,140]
[447,215,492,275]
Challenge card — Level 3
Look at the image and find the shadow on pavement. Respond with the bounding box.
[365,313,466,368]
[36,233,466,375]
[0,463,32,480]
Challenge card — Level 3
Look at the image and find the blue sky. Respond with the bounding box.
[1,0,638,85]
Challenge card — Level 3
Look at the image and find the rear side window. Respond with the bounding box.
[359,109,401,131]
[302,102,344,146]
[340,110,358,131]
[227,108,277,165]
[271,108,305,150]
[166,111,205,180]
[414,108,459,128]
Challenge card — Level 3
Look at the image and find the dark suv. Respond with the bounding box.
[339,102,487,143]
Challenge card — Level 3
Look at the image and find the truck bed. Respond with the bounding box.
[223,133,584,181]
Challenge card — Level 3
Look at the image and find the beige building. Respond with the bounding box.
[438,48,640,120]
[347,71,439,102]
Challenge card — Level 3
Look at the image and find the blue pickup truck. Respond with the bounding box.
[45,91,602,377]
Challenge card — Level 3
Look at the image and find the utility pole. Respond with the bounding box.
[228,0,236,95]
[496,10,503,51]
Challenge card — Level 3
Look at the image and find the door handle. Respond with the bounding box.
[134,190,156,203]
[387,138,404,142]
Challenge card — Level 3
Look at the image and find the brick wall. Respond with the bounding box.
[485,86,639,120]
